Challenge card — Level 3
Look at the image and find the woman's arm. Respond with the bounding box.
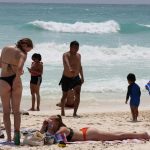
[56,127,70,136]
[0,56,2,68]
[40,120,48,134]
[29,63,43,76]
[17,53,26,76]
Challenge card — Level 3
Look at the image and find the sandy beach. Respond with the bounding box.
[1,1,150,150]
[0,99,150,150]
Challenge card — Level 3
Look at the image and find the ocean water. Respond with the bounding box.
[0,3,150,102]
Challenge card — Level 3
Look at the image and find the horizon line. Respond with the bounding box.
[0,2,150,5]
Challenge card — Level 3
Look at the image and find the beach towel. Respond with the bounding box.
[0,139,15,146]
[67,139,146,144]
[145,81,150,95]
[103,139,146,144]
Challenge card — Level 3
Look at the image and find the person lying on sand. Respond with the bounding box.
[40,115,150,142]
[56,89,75,108]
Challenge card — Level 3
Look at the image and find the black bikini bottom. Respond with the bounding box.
[0,74,16,88]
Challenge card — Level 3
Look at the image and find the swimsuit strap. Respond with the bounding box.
[1,61,16,74]
[66,128,74,141]
[1,61,17,66]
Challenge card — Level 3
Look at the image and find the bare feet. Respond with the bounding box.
[7,138,11,142]
[37,108,40,111]
[132,118,137,122]
[56,102,61,107]
[61,111,65,116]
[143,132,150,140]
[28,108,35,111]
[61,109,65,116]
[61,113,65,116]
[73,114,80,118]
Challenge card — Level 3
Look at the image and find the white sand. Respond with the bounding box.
[0,98,150,150]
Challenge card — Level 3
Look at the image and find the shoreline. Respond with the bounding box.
[20,93,150,113]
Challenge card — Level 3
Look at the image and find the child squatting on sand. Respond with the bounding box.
[126,73,141,122]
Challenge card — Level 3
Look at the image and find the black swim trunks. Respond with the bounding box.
[59,75,81,92]
[30,76,42,85]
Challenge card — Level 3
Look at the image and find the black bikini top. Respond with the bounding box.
[66,128,74,142]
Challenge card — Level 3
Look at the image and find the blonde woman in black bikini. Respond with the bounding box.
[0,38,33,144]
[40,115,150,142]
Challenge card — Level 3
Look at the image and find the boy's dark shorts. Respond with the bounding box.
[59,75,81,92]
[130,100,140,107]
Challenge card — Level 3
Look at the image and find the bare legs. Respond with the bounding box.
[86,128,150,141]
[11,78,22,132]
[100,132,149,141]
[61,92,67,116]
[29,84,41,111]
[73,86,81,117]
[0,77,22,142]
[30,93,35,111]
[0,80,12,141]
[130,106,139,121]
[61,85,81,116]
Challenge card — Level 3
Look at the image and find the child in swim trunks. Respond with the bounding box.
[125,73,141,122]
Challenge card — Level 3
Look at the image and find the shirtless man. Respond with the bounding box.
[59,41,84,117]
[0,38,33,144]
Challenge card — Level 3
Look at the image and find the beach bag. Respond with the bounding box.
[23,131,44,146]
[145,81,150,95]
[44,132,55,145]
[44,132,67,145]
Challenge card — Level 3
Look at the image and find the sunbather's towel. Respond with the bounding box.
[0,139,14,146]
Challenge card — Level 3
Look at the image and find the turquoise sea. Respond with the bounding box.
[0,3,150,102]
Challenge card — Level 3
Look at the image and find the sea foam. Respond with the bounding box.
[28,20,120,34]
[26,42,150,65]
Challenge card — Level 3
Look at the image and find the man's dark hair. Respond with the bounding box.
[70,41,79,48]
[127,73,136,82]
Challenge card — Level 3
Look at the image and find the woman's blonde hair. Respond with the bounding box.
[16,38,33,51]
